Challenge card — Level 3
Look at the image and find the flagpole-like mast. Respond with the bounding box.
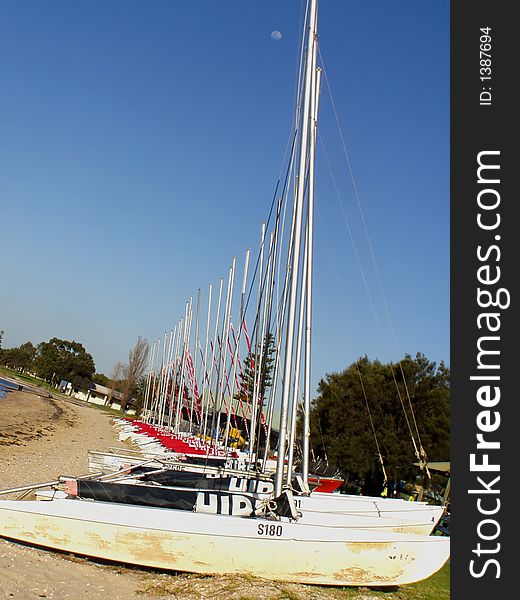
[224,249,251,448]
[275,0,318,497]
[303,54,321,484]
[204,277,224,442]
[189,289,201,434]
[199,283,212,439]
[214,259,236,445]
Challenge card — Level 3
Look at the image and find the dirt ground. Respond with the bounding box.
[0,387,386,600]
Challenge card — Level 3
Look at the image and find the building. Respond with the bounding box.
[74,383,135,414]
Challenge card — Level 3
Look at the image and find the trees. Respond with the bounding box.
[0,333,153,416]
[106,361,125,407]
[1,336,96,385]
[1,341,35,373]
[92,373,110,387]
[1,342,37,372]
[235,332,276,408]
[233,332,276,443]
[33,338,95,387]
[307,353,450,491]
[119,337,150,411]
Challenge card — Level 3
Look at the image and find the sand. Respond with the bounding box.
[0,390,146,599]
[0,387,360,600]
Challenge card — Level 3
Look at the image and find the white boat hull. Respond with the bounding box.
[0,498,449,586]
[297,494,444,534]
[87,450,444,534]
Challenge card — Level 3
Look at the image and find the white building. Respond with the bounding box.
[74,383,135,414]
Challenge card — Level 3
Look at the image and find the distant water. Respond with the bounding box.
[0,377,19,398]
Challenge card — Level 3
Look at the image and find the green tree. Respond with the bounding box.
[235,332,276,408]
[92,373,110,387]
[4,342,37,372]
[307,353,450,491]
[33,338,95,387]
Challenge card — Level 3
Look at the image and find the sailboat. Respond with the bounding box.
[0,0,449,586]
[84,445,445,535]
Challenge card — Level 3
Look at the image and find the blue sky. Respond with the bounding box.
[1,1,449,391]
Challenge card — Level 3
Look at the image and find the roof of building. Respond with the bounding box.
[91,383,122,400]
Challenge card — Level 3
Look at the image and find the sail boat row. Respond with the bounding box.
[84,413,444,534]
[0,0,449,586]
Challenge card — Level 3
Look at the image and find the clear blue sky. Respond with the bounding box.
[1,1,449,391]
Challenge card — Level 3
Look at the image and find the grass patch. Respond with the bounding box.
[329,561,450,599]
[0,366,55,392]
[0,366,128,416]
[399,560,450,599]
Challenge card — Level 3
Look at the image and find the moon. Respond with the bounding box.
[271,31,282,41]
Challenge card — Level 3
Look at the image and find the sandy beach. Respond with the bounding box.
[0,387,369,600]
[0,389,147,600]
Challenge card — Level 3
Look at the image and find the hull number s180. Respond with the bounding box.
[257,523,283,537]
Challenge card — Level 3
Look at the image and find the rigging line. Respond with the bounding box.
[318,45,405,344]
[239,128,298,349]
[396,361,430,478]
[261,153,311,449]
[390,364,421,461]
[319,46,428,456]
[210,184,280,420]
[355,361,388,487]
[260,0,306,347]
[317,132,380,325]
[226,130,299,445]
[219,195,283,435]
[278,29,305,184]
[276,0,308,185]
[269,0,308,343]
[314,399,328,465]
[398,361,424,444]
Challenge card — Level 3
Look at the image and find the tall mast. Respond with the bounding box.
[199,283,212,437]
[203,278,224,442]
[214,259,236,444]
[248,223,267,460]
[275,0,318,496]
[224,250,250,448]
[303,28,321,486]
[189,289,201,434]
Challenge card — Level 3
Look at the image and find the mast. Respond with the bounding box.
[189,289,201,434]
[161,328,175,428]
[302,36,321,486]
[199,283,212,438]
[214,259,236,445]
[275,0,318,497]
[224,251,250,448]
[248,223,267,461]
[156,331,168,427]
[141,340,157,423]
[174,300,192,432]
[203,277,224,442]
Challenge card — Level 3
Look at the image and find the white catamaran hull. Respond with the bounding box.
[297,494,444,532]
[0,498,449,586]
[87,450,444,534]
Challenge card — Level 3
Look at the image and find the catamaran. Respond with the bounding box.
[0,0,449,586]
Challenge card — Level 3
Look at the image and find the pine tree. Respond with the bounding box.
[307,353,450,490]
[236,332,276,409]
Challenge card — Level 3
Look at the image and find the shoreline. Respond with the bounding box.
[0,390,126,492]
